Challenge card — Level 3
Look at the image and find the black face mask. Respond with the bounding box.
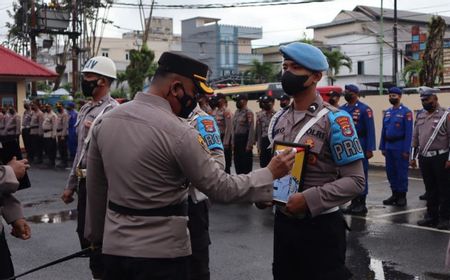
[81,79,100,97]
[176,85,198,118]
[281,71,311,96]
[57,108,63,113]
[422,102,435,112]
[8,109,14,115]
[344,92,354,102]
[328,98,337,106]
[280,101,290,108]
[236,101,244,109]
[389,98,399,106]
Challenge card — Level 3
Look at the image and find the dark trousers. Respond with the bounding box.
[103,255,189,280]
[385,149,409,193]
[43,137,57,165]
[259,136,272,168]
[273,210,352,280]
[362,156,369,195]
[187,197,211,280]
[21,128,31,157]
[233,134,253,174]
[57,136,68,165]
[220,134,232,174]
[419,153,450,219]
[0,229,14,279]
[77,179,104,278]
[29,134,43,162]
[0,137,23,162]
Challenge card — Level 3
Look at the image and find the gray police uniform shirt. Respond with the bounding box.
[22,109,32,129]
[84,92,273,259]
[29,109,44,136]
[56,111,69,137]
[42,111,57,138]
[65,95,119,191]
[212,106,233,147]
[4,113,21,136]
[187,105,225,203]
[232,107,255,149]
[270,95,365,217]
[412,105,450,154]
[255,109,275,150]
[0,165,22,234]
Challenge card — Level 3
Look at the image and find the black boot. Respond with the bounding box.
[394,192,407,207]
[342,198,357,214]
[351,195,368,215]
[417,214,438,227]
[437,218,450,230]
[419,192,428,200]
[383,191,398,205]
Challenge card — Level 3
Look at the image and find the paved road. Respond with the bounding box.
[5,165,450,280]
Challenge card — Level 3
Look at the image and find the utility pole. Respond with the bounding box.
[142,0,156,47]
[379,0,384,95]
[30,0,37,95]
[71,0,78,94]
[393,0,398,85]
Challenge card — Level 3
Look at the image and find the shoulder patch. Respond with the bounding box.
[366,108,373,118]
[328,110,364,166]
[196,115,224,151]
[406,111,412,121]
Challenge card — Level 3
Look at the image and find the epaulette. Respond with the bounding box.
[323,102,339,113]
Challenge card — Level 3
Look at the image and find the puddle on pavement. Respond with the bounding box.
[26,209,77,224]
[23,199,57,208]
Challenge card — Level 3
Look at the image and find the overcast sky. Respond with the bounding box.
[1,0,450,47]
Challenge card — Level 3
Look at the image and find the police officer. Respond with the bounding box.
[61,56,119,280]
[232,94,255,174]
[186,103,225,280]
[42,104,57,168]
[66,102,78,161]
[29,101,44,164]
[84,52,294,280]
[212,94,233,173]
[411,87,450,230]
[328,91,341,107]
[56,102,69,168]
[278,93,291,109]
[21,102,32,158]
[255,94,275,168]
[0,108,6,144]
[263,42,364,280]
[379,87,413,206]
[1,106,22,164]
[340,84,376,215]
[0,158,31,279]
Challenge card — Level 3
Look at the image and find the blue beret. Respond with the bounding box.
[66,102,75,107]
[345,84,359,93]
[279,42,329,72]
[388,87,402,95]
[419,86,439,99]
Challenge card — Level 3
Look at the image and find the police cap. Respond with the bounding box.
[329,91,341,99]
[345,84,359,94]
[388,87,402,95]
[279,42,329,72]
[419,86,439,100]
[235,94,248,102]
[260,94,274,103]
[215,93,226,101]
[157,52,214,95]
[279,94,290,101]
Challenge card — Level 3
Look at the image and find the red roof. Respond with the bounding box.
[0,45,57,79]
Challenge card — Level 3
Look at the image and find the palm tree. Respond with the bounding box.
[323,49,352,85]
[247,60,276,84]
[402,60,423,87]
[420,16,446,87]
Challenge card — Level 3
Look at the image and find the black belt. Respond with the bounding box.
[6,128,16,132]
[44,129,52,132]
[56,129,63,132]
[30,126,39,129]
[385,135,405,142]
[108,200,188,217]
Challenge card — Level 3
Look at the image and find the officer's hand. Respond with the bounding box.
[267,149,295,179]
[84,120,93,128]
[445,161,450,169]
[254,201,274,209]
[8,157,30,179]
[61,189,75,204]
[410,159,417,168]
[401,152,409,160]
[286,193,308,215]
[381,150,385,156]
[11,218,31,240]
[365,151,373,159]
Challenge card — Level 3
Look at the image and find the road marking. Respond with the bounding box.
[373,207,427,218]
[370,258,385,280]
[408,177,423,181]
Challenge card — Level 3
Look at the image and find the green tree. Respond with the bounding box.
[246,59,276,84]
[402,60,423,87]
[420,16,446,87]
[323,49,352,85]
[125,44,156,99]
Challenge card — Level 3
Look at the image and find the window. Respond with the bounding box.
[357,61,364,75]
[101,49,109,57]
[125,51,130,60]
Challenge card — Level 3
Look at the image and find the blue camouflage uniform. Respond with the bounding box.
[379,102,413,194]
[340,98,376,195]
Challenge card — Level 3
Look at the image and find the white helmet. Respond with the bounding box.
[82,56,117,79]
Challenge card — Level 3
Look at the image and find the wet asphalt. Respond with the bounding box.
[5,163,450,280]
